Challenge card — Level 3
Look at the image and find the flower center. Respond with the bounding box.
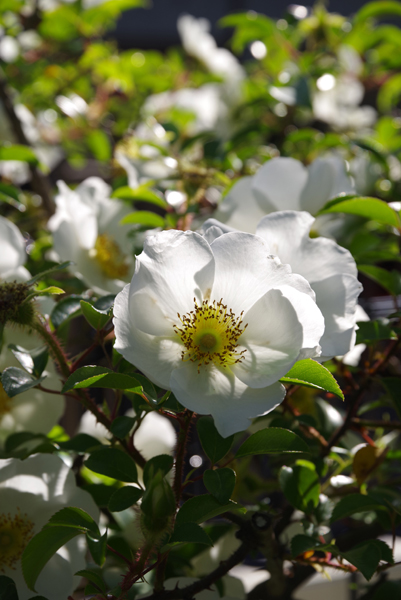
[174,298,247,373]
[0,383,12,419]
[91,233,129,279]
[0,510,34,571]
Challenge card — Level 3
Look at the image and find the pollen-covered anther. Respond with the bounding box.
[0,509,34,571]
[174,298,247,373]
[90,233,129,279]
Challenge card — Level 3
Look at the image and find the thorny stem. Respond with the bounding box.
[173,410,193,503]
[0,74,55,216]
[322,336,401,457]
[32,317,70,379]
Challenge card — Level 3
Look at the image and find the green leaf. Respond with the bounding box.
[8,345,49,378]
[0,576,19,600]
[1,367,46,398]
[236,428,309,458]
[279,462,320,513]
[355,319,397,345]
[143,455,174,488]
[108,486,143,512]
[318,196,400,227]
[84,447,138,482]
[341,541,381,581]
[120,210,165,228]
[87,130,111,162]
[358,265,401,296]
[355,1,401,22]
[381,378,401,419]
[50,295,83,329]
[0,145,38,165]
[81,484,117,508]
[46,507,100,539]
[330,494,386,523]
[30,287,64,298]
[203,469,236,504]
[165,523,213,549]
[110,416,135,439]
[25,262,73,287]
[57,434,103,453]
[62,366,142,394]
[112,185,168,209]
[196,416,234,464]
[86,531,107,566]
[75,569,107,593]
[176,494,240,525]
[80,300,112,330]
[281,359,344,400]
[22,526,81,592]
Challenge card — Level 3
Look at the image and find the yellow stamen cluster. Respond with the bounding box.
[0,383,12,419]
[174,298,247,373]
[0,509,34,571]
[92,233,129,279]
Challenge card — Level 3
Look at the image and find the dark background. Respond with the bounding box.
[115,0,370,50]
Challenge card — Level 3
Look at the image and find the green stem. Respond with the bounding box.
[32,317,70,379]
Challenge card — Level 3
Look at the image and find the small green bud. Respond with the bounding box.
[0,281,35,327]
[140,471,176,537]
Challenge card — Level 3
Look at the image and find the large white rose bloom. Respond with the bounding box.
[0,216,64,444]
[48,177,135,295]
[0,454,99,600]
[213,156,354,235]
[201,212,362,361]
[113,230,324,437]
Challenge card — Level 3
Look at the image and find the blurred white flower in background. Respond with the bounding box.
[0,103,62,185]
[201,211,362,360]
[213,155,354,235]
[0,216,64,445]
[79,409,176,461]
[313,74,376,132]
[114,229,324,437]
[48,177,135,295]
[0,454,98,600]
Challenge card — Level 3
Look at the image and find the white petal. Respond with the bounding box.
[299,157,354,214]
[256,211,358,283]
[252,157,307,212]
[313,273,362,359]
[170,362,285,437]
[0,216,26,279]
[113,284,182,388]
[210,232,314,316]
[213,177,265,233]
[232,288,304,388]
[200,218,236,244]
[278,284,325,358]
[134,411,176,460]
[129,230,215,334]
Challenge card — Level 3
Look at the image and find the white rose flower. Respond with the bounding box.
[313,75,377,132]
[201,211,362,360]
[213,155,354,235]
[113,229,324,437]
[48,177,135,295]
[177,15,245,97]
[0,453,99,600]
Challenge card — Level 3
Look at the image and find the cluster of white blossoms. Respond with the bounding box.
[48,177,135,295]
[114,229,325,437]
[0,454,98,600]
